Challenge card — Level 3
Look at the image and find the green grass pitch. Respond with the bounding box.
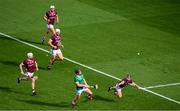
[0,0,180,110]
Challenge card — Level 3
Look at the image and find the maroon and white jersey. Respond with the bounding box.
[23,58,36,73]
[119,78,133,88]
[51,34,61,50]
[46,10,57,25]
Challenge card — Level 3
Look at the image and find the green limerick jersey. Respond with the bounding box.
[74,74,85,90]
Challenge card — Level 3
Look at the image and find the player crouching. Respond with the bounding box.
[71,69,98,107]
[108,74,142,98]
[47,28,63,70]
[17,52,39,96]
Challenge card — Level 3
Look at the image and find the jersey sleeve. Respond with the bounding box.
[23,59,26,65]
[81,74,84,79]
[55,10,58,15]
[51,35,55,40]
[129,79,133,84]
[74,76,78,83]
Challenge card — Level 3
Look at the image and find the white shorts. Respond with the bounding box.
[115,84,122,93]
[26,72,34,77]
[76,88,88,95]
[50,49,62,56]
[47,24,54,29]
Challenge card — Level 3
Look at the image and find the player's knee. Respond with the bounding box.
[76,95,80,100]
[117,94,122,98]
[58,54,63,61]
[88,90,93,95]
[58,57,63,61]
[118,95,122,98]
[90,91,93,95]
[34,76,38,80]
[51,56,55,61]
[31,78,35,82]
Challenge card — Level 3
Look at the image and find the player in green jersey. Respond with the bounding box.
[71,69,93,107]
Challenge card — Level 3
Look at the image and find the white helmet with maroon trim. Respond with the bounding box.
[50,5,55,9]
[27,52,33,59]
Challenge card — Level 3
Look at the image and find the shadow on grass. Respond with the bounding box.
[19,38,48,46]
[0,60,19,66]
[0,35,47,45]
[94,95,115,102]
[0,34,50,46]
[0,60,47,70]
[38,66,48,70]
[17,99,70,108]
[0,86,28,95]
[0,36,14,41]
[82,95,115,103]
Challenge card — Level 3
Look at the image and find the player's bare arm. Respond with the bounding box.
[75,82,89,88]
[118,80,125,85]
[83,79,90,88]
[48,39,57,49]
[35,61,39,71]
[43,15,48,22]
[56,15,59,23]
[131,82,141,89]
[19,62,24,74]
[58,41,64,48]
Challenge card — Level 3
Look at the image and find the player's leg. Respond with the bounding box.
[84,88,93,100]
[41,25,50,44]
[71,95,81,107]
[42,29,50,40]
[48,24,55,35]
[17,77,29,83]
[71,89,83,107]
[50,55,56,64]
[31,76,38,96]
[17,73,31,83]
[108,85,116,92]
[115,88,122,98]
[31,76,38,90]
[41,24,55,44]
[57,49,63,61]
[47,50,56,69]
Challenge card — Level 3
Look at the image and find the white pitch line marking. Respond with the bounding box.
[145,82,180,89]
[0,32,180,105]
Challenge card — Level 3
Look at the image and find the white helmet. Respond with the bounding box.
[55,29,61,34]
[50,5,55,9]
[27,52,33,58]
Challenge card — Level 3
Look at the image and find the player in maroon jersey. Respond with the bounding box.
[41,5,59,44]
[17,52,39,96]
[108,74,142,98]
[47,28,63,69]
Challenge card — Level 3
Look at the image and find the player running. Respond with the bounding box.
[41,5,59,44]
[71,69,95,107]
[108,74,142,98]
[17,52,39,96]
[47,28,63,70]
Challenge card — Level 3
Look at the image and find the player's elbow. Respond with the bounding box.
[43,16,47,20]
[75,83,79,87]
[48,41,51,45]
[19,63,23,68]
